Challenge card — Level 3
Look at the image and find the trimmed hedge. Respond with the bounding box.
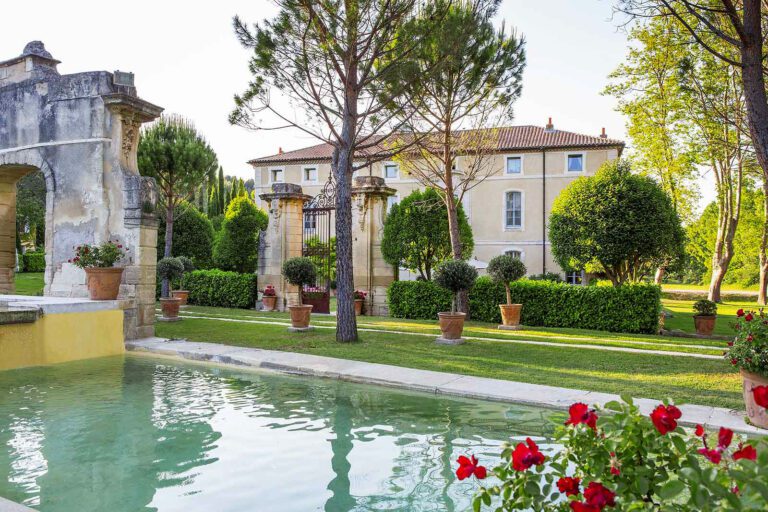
[181,269,257,309]
[22,252,45,272]
[388,277,662,334]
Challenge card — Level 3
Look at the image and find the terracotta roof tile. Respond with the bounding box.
[248,125,624,165]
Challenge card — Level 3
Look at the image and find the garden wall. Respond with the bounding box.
[388,277,662,334]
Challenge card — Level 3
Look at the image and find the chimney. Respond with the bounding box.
[545,117,554,131]
[278,147,284,154]
[600,127,607,139]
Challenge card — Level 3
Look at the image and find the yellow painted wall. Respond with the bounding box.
[0,310,124,371]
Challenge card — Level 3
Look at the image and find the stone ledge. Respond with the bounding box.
[0,295,123,314]
[0,496,36,511]
[126,337,765,436]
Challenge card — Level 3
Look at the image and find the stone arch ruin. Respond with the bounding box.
[0,42,162,338]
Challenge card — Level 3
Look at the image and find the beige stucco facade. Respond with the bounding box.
[252,142,621,278]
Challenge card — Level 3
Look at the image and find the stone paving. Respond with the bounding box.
[127,337,764,435]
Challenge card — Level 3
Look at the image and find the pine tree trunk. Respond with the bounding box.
[442,132,469,315]
[335,143,358,342]
[162,201,174,298]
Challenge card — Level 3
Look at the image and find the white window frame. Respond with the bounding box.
[382,162,400,180]
[301,165,318,184]
[269,167,285,184]
[503,189,524,231]
[505,154,524,175]
[566,270,584,285]
[565,152,586,174]
[504,248,525,260]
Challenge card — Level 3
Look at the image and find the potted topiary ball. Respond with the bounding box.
[725,309,768,429]
[692,299,717,336]
[433,259,478,344]
[487,254,527,330]
[157,257,185,321]
[282,257,317,330]
[171,256,195,306]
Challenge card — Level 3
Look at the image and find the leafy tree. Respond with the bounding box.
[15,170,46,251]
[381,188,473,280]
[390,0,525,312]
[214,196,268,274]
[157,201,215,269]
[549,159,685,287]
[304,235,336,285]
[487,254,526,305]
[138,115,218,297]
[433,259,477,314]
[232,0,433,342]
[281,257,316,306]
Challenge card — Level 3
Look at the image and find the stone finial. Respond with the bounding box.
[22,41,57,62]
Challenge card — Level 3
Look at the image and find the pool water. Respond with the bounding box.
[0,355,558,512]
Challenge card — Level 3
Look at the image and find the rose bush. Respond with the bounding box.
[726,309,768,380]
[69,240,127,268]
[458,398,768,511]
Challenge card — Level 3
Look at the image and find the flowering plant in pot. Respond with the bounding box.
[725,308,768,429]
[262,285,277,311]
[157,257,184,321]
[693,299,717,336]
[487,254,527,330]
[433,259,477,344]
[69,240,128,300]
[459,397,768,511]
[353,290,367,316]
[282,257,316,330]
[171,256,195,305]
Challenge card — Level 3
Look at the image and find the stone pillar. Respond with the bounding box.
[0,176,16,294]
[259,183,312,311]
[351,176,397,316]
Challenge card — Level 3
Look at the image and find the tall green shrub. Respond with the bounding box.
[214,196,268,273]
[388,278,662,334]
[157,201,215,268]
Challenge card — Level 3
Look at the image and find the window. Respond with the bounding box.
[384,164,399,179]
[567,154,584,172]
[506,156,522,174]
[304,213,317,231]
[270,168,284,183]
[566,270,583,285]
[505,191,522,229]
[303,167,318,183]
[505,250,522,259]
[387,194,400,212]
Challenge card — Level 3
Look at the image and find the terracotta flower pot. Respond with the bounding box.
[84,267,123,300]
[263,295,277,311]
[499,304,522,327]
[289,305,313,329]
[741,370,768,429]
[354,299,364,316]
[693,315,716,336]
[171,290,189,306]
[437,312,466,341]
[160,297,182,321]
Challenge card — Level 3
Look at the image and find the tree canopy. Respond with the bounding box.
[381,188,473,280]
[214,196,268,274]
[157,201,215,269]
[549,159,685,286]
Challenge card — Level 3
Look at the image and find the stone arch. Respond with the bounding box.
[0,41,163,338]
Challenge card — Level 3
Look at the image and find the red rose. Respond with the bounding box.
[717,427,733,450]
[694,424,705,437]
[650,404,682,435]
[570,503,601,512]
[752,385,768,409]
[557,476,581,496]
[736,309,745,317]
[511,437,546,471]
[732,486,740,495]
[698,447,722,464]
[731,359,738,365]
[733,444,757,461]
[745,313,754,322]
[609,452,621,476]
[565,402,598,430]
[584,482,616,509]
[456,455,487,481]
[746,335,754,343]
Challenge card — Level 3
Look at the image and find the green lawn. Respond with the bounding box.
[13,272,44,296]
[663,297,760,337]
[662,282,759,293]
[157,304,743,410]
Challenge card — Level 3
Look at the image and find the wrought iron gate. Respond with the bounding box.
[302,177,335,314]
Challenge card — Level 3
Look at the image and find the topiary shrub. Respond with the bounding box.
[693,299,717,316]
[177,256,195,274]
[22,251,45,272]
[487,254,527,305]
[157,257,184,298]
[282,257,316,305]
[214,196,268,273]
[181,269,258,308]
[388,278,662,334]
[433,260,478,314]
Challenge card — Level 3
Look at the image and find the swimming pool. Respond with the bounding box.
[0,355,558,511]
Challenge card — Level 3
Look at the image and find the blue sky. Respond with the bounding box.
[5,1,710,205]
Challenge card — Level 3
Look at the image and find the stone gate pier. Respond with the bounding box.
[0,42,162,339]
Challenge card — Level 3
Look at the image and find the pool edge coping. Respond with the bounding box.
[125,337,765,436]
